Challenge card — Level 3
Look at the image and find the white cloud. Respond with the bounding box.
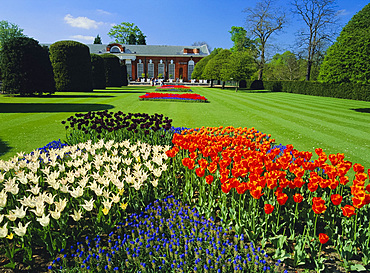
[70,35,95,42]
[336,9,350,16]
[64,14,103,29]
[97,9,112,15]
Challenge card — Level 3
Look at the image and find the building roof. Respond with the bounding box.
[88,44,210,56]
[42,43,210,57]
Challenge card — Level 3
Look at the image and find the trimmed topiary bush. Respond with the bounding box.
[0,37,55,95]
[49,40,93,92]
[120,62,128,86]
[319,3,370,85]
[90,54,106,89]
[100,54,123,87]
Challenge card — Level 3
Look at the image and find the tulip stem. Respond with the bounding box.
[314,214,318,238]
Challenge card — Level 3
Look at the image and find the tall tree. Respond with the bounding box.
[128,33,137,45]
[202,49,232,87]
[229,26,257,52]
[0,20,25,50]
[318,3,370,84]
[192,41,212,53]
[137,33,146,45]
[220,50,257,91]
[93,34,102,44]
[243,0,286,80]
[292,0,338,81]
[108,22,145,44]
[264,51,305,80]
[191,48,221,80]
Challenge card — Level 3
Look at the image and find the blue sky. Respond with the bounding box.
[0,0,368,54]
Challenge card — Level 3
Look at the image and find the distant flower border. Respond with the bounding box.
[139,92,208,103]
[155,85,192,92]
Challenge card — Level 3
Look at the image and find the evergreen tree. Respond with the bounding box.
[93,34,102,44]
[319,3,370,84]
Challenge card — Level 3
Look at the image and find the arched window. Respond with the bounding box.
[188,60,195,80]
[110,46,121,53]
[137,59,144,78]
[148,59,154,78]
[158,60,164,78]
[169,60,175,79]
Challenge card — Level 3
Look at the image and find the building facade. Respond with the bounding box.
[87,43,209,81]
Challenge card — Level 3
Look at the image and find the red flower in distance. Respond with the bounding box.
[312,197,327,214]
[341,205,356,217]
[195,167,205,178]
[264,204,274,214]
[319,233,329,244]
[293,193,304,203]
[331,194,343,206]
[353,163,365,173]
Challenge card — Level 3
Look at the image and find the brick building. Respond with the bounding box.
[87,43,209,81]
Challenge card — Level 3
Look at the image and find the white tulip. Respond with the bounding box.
[161,163,168,172]
[80,198,95,211]
[152,168,162,178]
[30,203,45,217]
[12,221,31,237]
[151,179,159,188]
[0,222,8,238]
[26,172,40,184]
[0,189,7,207]
[69,186,84,198]
[10,205,27,219]
[37,214,50,227]
[0,172,5,183]
[6,211,17,221]
[70,209,82,221]
[111,193,120,204]
[0,214,3,224]
[54,198,67,212]
[27,184,40,195]
[50,209,61,220]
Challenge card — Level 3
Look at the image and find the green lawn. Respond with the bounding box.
[1,86,370,171]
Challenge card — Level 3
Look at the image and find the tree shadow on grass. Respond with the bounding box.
[351,108,370,113]
[0,138,11,157]
[92,90,148,94]
[49,94,116,98]
[0,103,114,113]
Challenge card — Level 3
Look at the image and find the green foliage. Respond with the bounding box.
[101,53,123,87]
[191,48,221,79]
[93,34,102,44]
[49,41,93,92]
[229,26,257,52]
[0,37,55,95]
[264,51,306,81]
[319,3,370,85]
[108,22,146,45]
[243,80,370,101]
[0,20,25,50]
[90,54,106,89]
[220,50,257,83]
[120,62,128,86]
[202,49,232,81]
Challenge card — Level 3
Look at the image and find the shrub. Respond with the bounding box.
[90,54,106,89]
[120,62,128,86]
[100,53,123,87]
[0,37,55,95]
[319,3,370,85]
[49,40,93,92]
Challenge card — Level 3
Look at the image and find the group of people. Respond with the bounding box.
[150,78,163,86]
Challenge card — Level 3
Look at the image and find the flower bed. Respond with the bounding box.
[2,113,370,272]
[155,85,192,92]
[139,92,208,103]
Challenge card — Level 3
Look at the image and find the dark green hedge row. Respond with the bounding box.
[90,54,106,89]
[50,41,93,92]
[241,80,370,101]
[0,37,55,95]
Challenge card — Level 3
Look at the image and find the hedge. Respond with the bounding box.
[0,37,55,95]
[50,41,93,92]
[100,54,123,87]
[241,80,370,101]
[90,54,106,89]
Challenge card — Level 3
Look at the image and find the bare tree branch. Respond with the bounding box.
[244,0,286,80]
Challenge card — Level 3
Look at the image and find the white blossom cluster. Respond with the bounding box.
[0,139,170,239]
